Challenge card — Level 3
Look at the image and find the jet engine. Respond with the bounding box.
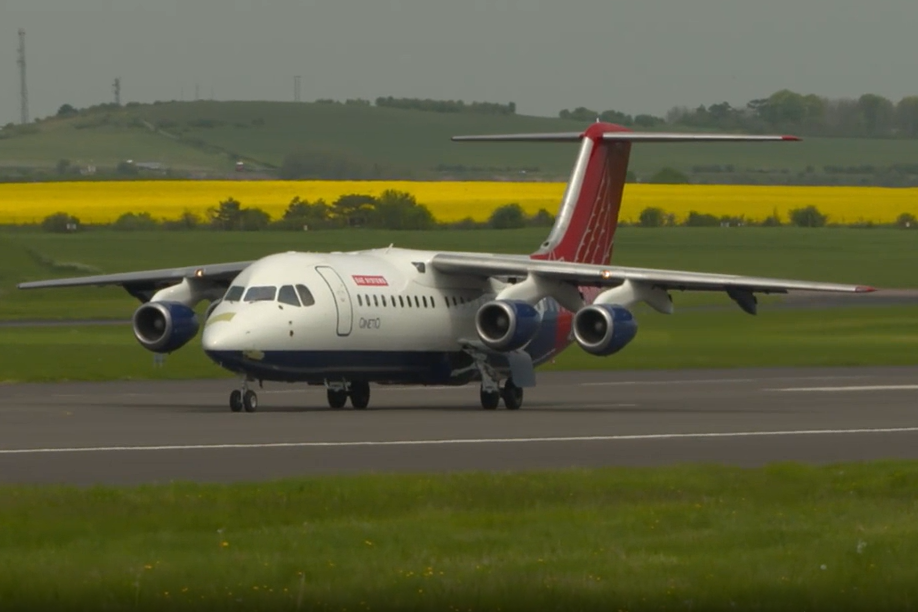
[475,299,542,352]
[572,304,638,356]
[132,301,200,354]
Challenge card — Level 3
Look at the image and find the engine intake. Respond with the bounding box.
[132,301,200,354]
[573,304,638,356]
[475,299,542,352]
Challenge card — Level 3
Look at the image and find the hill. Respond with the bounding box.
[2,100,918,184]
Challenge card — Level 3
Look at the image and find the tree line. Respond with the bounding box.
[32,190,917,234]
[34,190,556,233]
[559,89,918,138]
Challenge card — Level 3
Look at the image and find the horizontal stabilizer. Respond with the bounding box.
[452,130,799,143]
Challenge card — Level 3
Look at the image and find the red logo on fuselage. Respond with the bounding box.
[353,275,389,286]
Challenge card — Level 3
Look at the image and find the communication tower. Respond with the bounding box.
[17,28,29,124]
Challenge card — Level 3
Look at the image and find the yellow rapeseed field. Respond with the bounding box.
[0,180,915,225]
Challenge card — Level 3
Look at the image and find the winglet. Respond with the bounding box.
[855,286,878,293]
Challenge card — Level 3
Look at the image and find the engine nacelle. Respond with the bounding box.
[132,301,200,354]
[572,304,638,356]
[475,299,542,352]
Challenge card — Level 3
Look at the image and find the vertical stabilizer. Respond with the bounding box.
[451,124,799,266]
[530,123,631,265]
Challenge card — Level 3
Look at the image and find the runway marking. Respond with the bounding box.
[3,426,918,455]
[581,375,873,387]
[766,385,918,393]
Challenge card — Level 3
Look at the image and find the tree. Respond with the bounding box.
[56,104,78,117]
[273,196,334,230]
[789,205,827,227]
[207,198,271,230]
[488,204,527,229]
[683,211,719,227]
[368,190,435,230]
[857,94,895,136]
[113,212,159,231]
[163,210,202,230]
[332,194,377,227]
[41,212,80,233]
[896,97,918,137]
[648,167,690,184]
[895,213,916,229]
[638,207,666,228]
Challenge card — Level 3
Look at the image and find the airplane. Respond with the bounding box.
[18,122,877,413]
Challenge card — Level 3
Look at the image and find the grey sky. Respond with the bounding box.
[2,0,916,125]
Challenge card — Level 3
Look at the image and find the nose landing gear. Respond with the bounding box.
[229,378,258,413]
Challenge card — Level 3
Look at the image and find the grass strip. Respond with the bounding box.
[1,305,915,383]
[1,462,917,610]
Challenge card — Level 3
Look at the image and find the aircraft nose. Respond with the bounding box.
[202,318,250,352]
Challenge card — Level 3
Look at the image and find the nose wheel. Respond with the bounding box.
[229,380,258,413]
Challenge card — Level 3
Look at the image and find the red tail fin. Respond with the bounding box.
[451,124,797,265]
[530,123,631,265]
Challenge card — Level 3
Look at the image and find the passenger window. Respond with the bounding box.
[244,286,277,302]
[399,296,405,308]
[295,285,316,306]
[224,285,245,302]
[381,295,387,307]
[278,285,301,307]
[422,296,428,308]
[373,295,379,307]
[357,295,363,307]
[414,296,420,308]
[430,296,435,309]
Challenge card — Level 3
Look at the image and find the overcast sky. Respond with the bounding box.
[2,0,916,125]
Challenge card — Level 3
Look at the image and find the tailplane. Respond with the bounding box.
[453,124,798,265]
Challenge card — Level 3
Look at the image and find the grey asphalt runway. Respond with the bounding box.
[2,366,917,486]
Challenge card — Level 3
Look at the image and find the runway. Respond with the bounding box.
[1,366,917,486]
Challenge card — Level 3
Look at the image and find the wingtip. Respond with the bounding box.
[782,135,802,141]
[855,285,878,293]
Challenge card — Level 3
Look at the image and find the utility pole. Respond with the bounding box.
[294,75,301,102]
[113,78,121,105]
[17,28,29,124]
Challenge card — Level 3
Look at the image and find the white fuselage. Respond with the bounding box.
[201,248,573,385]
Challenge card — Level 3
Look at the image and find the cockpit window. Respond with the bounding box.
[278,285,301,307]
[296,285,315,307]
[224,285,245,302]
[243,286,277,302]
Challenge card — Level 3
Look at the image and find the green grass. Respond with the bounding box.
[3,226,914,321]
[1,305,915,383]
[2,462,918,610]
[3,100,918,179]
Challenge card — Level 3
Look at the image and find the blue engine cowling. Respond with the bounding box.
[132,301,200,354]
[572,304,638,356]
[475,299,542,352]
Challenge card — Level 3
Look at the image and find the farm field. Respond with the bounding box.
[3,101,918,181]
[2,180,917,225]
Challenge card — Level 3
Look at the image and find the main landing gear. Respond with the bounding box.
[480,378,523,410]
[229,378,258,413]
[326,380,371,410]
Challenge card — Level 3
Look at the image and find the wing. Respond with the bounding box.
[17,261,252,303]
[430,252,875,314]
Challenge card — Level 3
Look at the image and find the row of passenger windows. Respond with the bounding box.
[357,293,479,310]
[223,284,316,307]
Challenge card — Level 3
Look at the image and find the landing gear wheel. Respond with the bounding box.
[327,389,348,409]
[229,389,243,412]
[501,380,523,410]
[480,389,500,410]
[243,390,258,413]
[349,381,371,410]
